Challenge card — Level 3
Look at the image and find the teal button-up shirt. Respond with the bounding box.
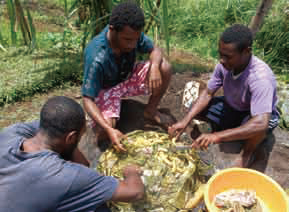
[82,26,154,98]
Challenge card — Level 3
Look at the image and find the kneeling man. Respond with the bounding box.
[169,24,279,168]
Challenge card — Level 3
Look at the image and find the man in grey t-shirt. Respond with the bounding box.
[0,96,144,212]
[169,24,279,168]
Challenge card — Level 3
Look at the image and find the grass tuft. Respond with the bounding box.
[0,47,83,106]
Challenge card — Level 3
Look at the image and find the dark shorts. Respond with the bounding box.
[199,96,279,132]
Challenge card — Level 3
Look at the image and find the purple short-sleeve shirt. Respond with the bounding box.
[207,56,278,116]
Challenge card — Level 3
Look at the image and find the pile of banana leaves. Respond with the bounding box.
[97,130,208,212]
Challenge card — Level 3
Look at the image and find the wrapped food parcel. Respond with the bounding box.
[97,130,207,212]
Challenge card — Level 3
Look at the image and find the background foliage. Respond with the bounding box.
[0,0,289,105]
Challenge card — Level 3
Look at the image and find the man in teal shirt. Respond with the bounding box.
[82,2,172,151]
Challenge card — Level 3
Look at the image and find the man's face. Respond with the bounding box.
[115,25,141,53]
[218,40,250,73]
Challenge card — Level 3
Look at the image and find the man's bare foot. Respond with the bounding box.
[144,110,175,130]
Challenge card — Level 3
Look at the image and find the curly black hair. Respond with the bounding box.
[221,24,253,52]
[109,2,145,32]
[40,96,85,139]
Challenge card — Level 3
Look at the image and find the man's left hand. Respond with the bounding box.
[192,133,221,149]
[148,63,162,94]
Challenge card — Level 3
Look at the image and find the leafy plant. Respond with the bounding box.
[1,0,288,107]
[4,0,36,50]
[254,0,289,72]
[0,47,82,106]
[66,0,170,53]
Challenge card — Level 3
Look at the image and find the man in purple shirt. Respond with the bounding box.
[169,24,279,168]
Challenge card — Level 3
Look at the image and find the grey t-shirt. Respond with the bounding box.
[0,121,118,212]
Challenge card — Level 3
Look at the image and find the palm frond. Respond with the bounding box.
[161,0,170,55]
[5,0,36,48]
[75,0,171,54]
[15,0,31,45]
[26,8,36,51]
[144,0,161,33]
[0,43,7,52]
[6,0,17,45]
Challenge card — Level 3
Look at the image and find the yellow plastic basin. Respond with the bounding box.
[204,168,289,212]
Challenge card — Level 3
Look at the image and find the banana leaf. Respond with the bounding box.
[97,130,206,212]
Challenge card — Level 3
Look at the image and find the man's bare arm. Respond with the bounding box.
[147,47,163,93]
[82,96,126,151]
[111,165,144,202]
[194,113,270,148]
[149,47,163,66]
[83,96,112,131]
[169,88,215,139]
[215,113,270,142]
[182,88,214,126]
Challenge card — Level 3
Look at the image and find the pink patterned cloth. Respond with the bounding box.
[92,61,150,125]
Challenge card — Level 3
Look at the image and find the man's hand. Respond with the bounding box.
[192,133,221,149]
[123,165,143,178]
[148,64,162,94]
[107,128,127,152]
[111,164,144,202]
[168,120,188,141]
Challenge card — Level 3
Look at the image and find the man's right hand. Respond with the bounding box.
[168,120,188,141]
[107,128,127,152]
[168,88,214,141]
[111,164,144,202]
[123,165,143,178]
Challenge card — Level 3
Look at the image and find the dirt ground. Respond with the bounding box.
[86,71,289,189]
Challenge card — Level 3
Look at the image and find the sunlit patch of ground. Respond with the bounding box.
[0,83,81,128]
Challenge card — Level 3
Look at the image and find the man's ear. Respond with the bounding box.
[244,46,252,55]
[109,25,114,31]
[65,131,78,145]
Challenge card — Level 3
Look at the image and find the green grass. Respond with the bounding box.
[171,62,212,74]
[0,46,83,106]
[164,0,258,61]
[0,0,85,106]
[30,10,66,26]
[0,82,81,128]
[254,0,289,72]
[165,0,289,72]
[169,34,220,62]
[0,0,86,106]
[0,16,21,47]
[45,0,75,8]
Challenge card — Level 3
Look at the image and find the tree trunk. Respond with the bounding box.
[249,0,274,38]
